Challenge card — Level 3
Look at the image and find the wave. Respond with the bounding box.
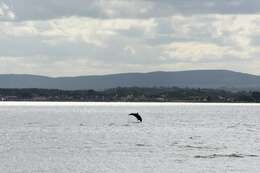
[194,153,258,159]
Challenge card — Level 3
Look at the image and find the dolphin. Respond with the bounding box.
[129,112,142,122]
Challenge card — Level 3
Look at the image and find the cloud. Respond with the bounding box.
[0,2,15,20]
[162,42,228,62]
[0,17,156,57]
[1,14,260,69]
[1,1,260,75]
[2,0,260,21]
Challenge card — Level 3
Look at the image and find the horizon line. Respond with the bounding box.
[0,69,258,78]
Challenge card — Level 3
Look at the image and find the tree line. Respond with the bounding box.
[0,87,260,102]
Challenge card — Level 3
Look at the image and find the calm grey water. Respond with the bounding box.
[0,102,260,173]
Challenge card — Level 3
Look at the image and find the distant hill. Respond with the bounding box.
[0,70,260,90]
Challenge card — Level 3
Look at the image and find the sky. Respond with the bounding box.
[1,0,260,76]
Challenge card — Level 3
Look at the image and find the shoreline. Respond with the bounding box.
[0,101,259,106]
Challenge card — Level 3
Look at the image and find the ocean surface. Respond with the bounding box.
[0,102,259,173]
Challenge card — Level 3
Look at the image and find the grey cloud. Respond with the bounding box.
[2,0,260,21]
[1,0,153,21]
[157,0,260,14]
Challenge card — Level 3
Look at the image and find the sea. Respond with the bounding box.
[0,102,259,173]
